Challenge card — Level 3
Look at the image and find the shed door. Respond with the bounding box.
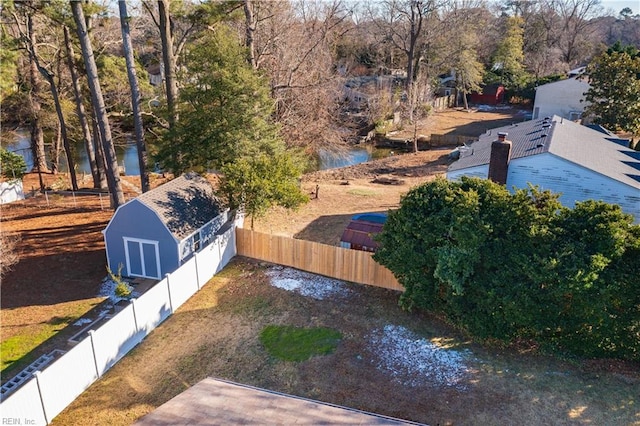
[123,237,161,279]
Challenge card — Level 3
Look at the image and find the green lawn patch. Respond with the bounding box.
[260,325,342,361]
[347,188,378,197]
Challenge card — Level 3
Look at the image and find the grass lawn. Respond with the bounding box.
[51,258,639,425]
[1,299,103,376]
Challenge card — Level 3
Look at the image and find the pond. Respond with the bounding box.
[1,129,142,176]
[2,130,393,176]
[318,145,393,170]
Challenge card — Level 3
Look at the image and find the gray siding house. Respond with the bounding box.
[447,116,640,222]
[103,173,230,279]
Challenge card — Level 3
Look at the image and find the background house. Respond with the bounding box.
[103,173,231,279]
[446,116,640,222]
[533,77,591,121]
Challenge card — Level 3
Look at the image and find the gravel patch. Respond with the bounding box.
[73,318,93,326]
[265,266,350,300]
[368,324,472,390]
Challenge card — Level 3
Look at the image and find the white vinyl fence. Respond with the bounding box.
[0,179,24,204]
[0,224,238,425]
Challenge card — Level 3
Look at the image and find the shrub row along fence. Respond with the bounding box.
[236,228,403,292]
[0,226,238,425]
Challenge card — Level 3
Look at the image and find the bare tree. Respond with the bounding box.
[245,0,355,152]
[71,0,124,208]
[13,6,49,191]
[119,0,150,192]
[370,0,437,93]
[550,0,603,66]
[19,12,79,190]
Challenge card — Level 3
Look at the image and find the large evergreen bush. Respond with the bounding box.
[374,177,639,360]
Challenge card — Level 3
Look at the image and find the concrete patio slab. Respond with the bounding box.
[134,377,425,425]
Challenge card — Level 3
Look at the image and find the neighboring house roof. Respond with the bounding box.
[535,76,590,92]
[135,173,222,240]
[448,116,640,189]
[568,66,587,76]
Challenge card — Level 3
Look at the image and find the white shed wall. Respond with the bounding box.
[533,79,590,120]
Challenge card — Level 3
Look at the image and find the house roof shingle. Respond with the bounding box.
[448,116,640,189]
[135,173,222,240]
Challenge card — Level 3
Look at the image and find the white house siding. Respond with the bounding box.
[446,154,640,223]
[507,154,640,222]
[533,79,590,121]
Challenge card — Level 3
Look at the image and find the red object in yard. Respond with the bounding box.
[469,83,505,105]
[340,220,384,252]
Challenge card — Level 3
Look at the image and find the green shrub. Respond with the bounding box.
[0,147,26,180]
[374,177,640,360]
[108,265,132,300]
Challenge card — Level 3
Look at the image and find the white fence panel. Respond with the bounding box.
[0,179,25,204]
[0,222,242,425]
[168,258,199,310]
[91,305,144,376]
[0,377,47,425]
[132,278,172,335]
[195,241,221,287]
[219,227,236,271]
[36,338,98,423]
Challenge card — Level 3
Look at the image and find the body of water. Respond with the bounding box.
[2,129,142,176]
[3,129,390,176]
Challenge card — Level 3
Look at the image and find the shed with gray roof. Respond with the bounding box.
[447,116,640,222]
[103,173,230,279]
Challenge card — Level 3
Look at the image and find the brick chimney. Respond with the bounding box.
[488,132,512,185]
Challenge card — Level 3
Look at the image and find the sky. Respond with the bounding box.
[599,0,640,15]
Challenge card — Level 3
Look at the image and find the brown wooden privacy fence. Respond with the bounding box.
[236,228,404,292]
[431,94,455,111]
[429,133,477,147]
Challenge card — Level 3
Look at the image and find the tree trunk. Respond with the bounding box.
[243,0,257,69]
[26,14,78,189]
[119,0,150,192]
[64,25,103,189]
[71,1,124,208]
[159,0,178,129]
[51,122,61,174]
[26,14,48,177]
[29,43,79,190]
[91,110,108,188]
